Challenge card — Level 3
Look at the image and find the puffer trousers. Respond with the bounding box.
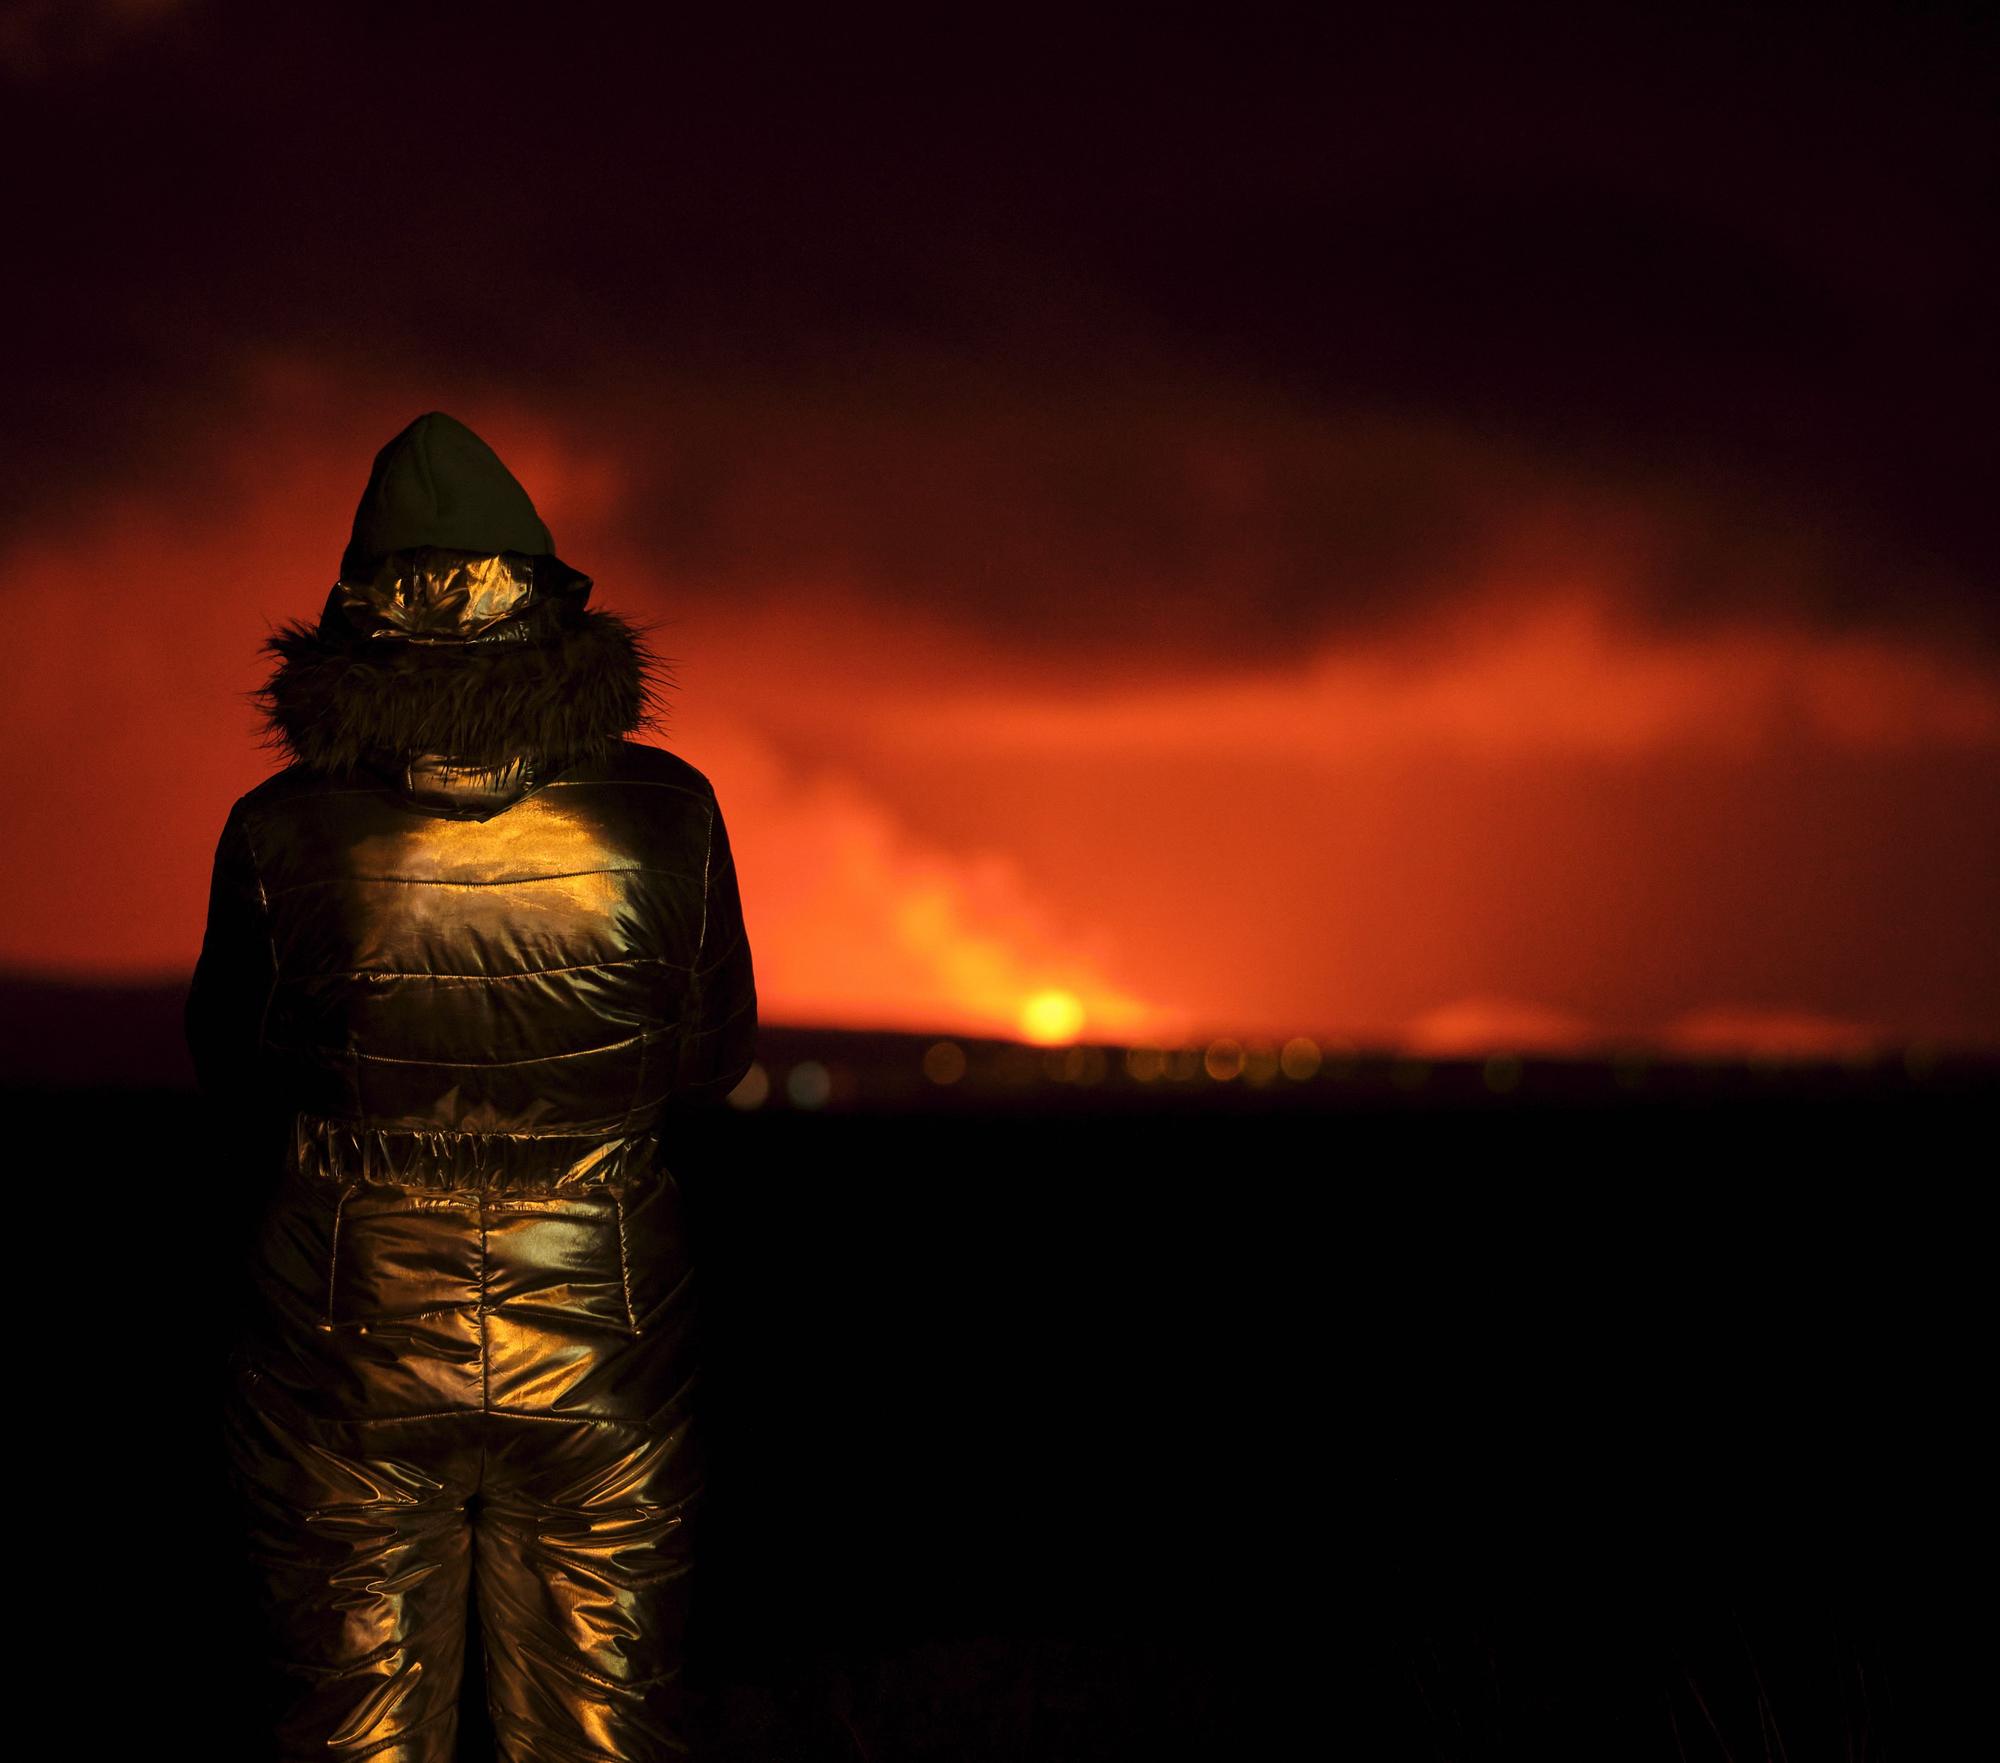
[219,1141,703,1762]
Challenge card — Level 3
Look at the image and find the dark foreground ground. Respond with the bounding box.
[2,987,1990,1759]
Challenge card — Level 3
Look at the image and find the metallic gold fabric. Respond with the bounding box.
[395,752,542,817]
[333,549,538,642]
[191,740,757,1760]
[222,1164,700,1762]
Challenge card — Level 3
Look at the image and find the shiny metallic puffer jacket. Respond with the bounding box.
[189,501,757,1761]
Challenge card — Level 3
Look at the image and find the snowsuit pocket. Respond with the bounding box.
[323,1183,483,1329]
[323,1185,638,1334]
[479,1189,640,1334]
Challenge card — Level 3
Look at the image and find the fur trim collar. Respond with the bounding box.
[256,606,668,778]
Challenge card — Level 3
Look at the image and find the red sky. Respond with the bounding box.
[3,4,1995,1056]
[2,354,1994,1056]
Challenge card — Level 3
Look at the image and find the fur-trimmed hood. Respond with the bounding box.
[255,413,670,805]
[256,585,668,786]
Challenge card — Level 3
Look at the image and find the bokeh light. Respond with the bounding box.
[922,1039,967,1084]
[1482,1053,1524,1093]
[1204,1038,1245,1081]
[784,1060,832,1109]
[1279,1037,1322,1080]
[1124,1045,1167,1082]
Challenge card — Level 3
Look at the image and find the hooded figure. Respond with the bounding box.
[189,412,757,1761]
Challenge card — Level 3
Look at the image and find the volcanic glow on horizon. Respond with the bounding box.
[2,369,1996,1060]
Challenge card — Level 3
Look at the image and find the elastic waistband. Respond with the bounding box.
[287,1113,665,1194]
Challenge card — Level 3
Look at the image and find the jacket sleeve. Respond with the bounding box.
[670,794,759,1107]
[184,802,278,1106]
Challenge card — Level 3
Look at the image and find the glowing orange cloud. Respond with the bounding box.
[829,583,2000,762]
[685,715,1175,1044]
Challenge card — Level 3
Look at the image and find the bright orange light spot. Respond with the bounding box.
[1020,988,1086,1044]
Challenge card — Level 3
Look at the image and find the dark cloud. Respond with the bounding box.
[4,0,1994,640]
[0,0,187,82]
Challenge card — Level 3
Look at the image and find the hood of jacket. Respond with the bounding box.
[255,414,666,815]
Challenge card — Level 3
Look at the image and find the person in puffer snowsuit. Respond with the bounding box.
[189,411,758,1762]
